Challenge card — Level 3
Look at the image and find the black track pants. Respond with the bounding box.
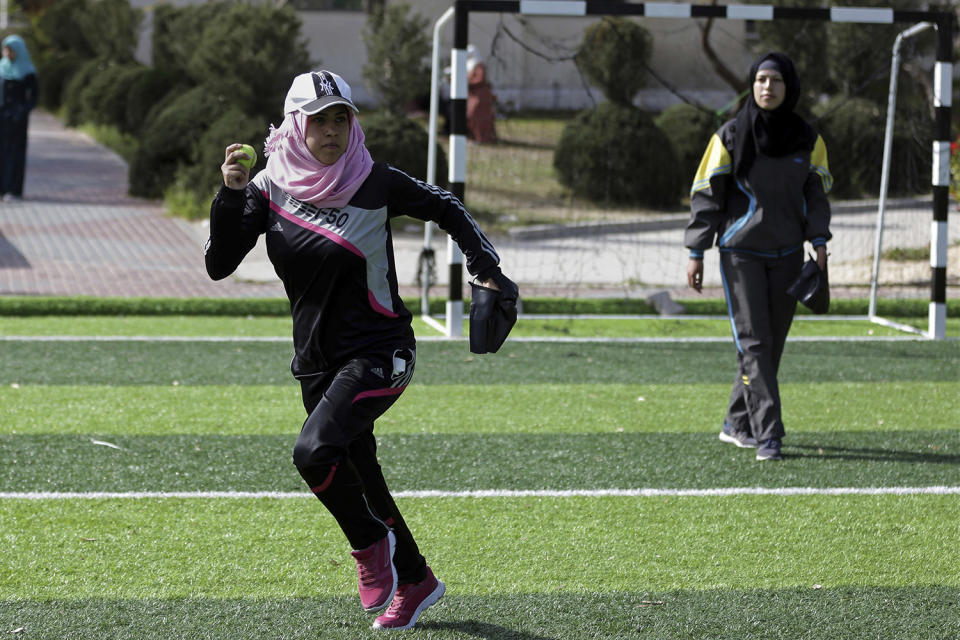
[292,347,427,584]
[719,249,802,442]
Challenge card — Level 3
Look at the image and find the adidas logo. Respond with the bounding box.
[269,222,283,232]
[371,367,384,379]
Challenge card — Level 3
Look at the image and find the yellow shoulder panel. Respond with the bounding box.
[810,135,833,194]
[691,133,732,195]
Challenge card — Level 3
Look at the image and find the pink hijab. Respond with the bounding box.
[264,110,373,208]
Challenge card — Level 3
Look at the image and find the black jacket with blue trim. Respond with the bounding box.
[206,162,500,375]
[684,119,832,258]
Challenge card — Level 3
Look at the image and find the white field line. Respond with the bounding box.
[0,335,937,343]
[2,486,959,500]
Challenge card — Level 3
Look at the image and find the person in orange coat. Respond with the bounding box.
[466,46,497,144]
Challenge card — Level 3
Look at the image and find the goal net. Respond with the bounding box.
[418,3,954,336]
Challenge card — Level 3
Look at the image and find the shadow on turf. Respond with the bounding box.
[420,620,557,639]
[788,443,960,465]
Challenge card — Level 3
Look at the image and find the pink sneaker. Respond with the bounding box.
[350,531,397,612]
[372,566,445,630]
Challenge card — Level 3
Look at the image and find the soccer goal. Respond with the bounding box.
[420,1,954,339]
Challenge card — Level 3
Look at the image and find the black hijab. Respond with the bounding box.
[732,52,817,179]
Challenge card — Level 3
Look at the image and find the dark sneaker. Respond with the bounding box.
[756,438,783,461]
[373,566,445,630]
[719,422,758,448]
[350,530,397,612]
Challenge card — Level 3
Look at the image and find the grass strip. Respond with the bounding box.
[0,341,956,386]
[1,295,954,317]
[2,495,958,600]
[2,382,954,436]
[2,588,959,640]
[4,314,955,338]
[3,430,958,492]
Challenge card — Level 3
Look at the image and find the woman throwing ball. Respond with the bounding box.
[205,70,516,630]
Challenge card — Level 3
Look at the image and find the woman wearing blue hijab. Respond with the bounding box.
[0,35,38,201]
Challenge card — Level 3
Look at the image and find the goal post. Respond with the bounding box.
[425,1,954,338]
[870,20,936,337]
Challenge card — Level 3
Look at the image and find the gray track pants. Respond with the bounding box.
[719,248,802,442]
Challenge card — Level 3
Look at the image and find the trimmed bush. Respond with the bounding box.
[554,102,682,208]
[362,113,448,188]
[654,103,719,196]
[123,67,179,135]
[814,97,930,199]
[150,3,225,76]
[575,17,652,106]
[182,3,309,123]
[33,52,86,111]
[362,3,431,114]
[78,62,145,130]
[129,86,225,198]
[60,58,109,126]
[173,107,268,210]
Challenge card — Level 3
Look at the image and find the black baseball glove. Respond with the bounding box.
[787,255,829,314]
[469,269,519,354]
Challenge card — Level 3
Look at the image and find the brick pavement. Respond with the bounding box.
[0,111,284,298]
[5,112,941,303]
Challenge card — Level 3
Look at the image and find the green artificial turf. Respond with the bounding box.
[2,589,959,640]
[2,429,958,493]
[1,325,957,639]
[0,341,957,386]
[1,381,952,435]
[2,497,959,638]
[2,314,957,338]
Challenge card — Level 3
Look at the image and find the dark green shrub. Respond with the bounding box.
[84,0,142,62]
[554,102,682,208]
[60,58,109,126]
[181,2,310,123]
[362,3,430,114]
[176,107,267,199]
[32,0,140,62]
[78,62,145,130]
[654,103,719,195]
[814,97,930,199]
[33,52,85,111]
[31,0,98,59]
[129,86,225,198]
[123,67,179,135]
[145,2,310,134]
[362,113,448,188]
[575,17,652,106]
[150,3,225,76]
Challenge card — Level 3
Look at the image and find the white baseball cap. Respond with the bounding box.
[283,70,359,116]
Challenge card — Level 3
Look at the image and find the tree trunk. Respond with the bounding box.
[699,1,748,99]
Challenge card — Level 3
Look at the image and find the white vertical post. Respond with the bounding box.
[444,44,468,338]
[870,22,934,322]
[421,7,456,323]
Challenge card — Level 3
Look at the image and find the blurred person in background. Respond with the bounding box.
[0,35,37,201]
[466,45,497,144]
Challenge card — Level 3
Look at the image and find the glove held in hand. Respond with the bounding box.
[787,255,829,314]
[469,278,518,354]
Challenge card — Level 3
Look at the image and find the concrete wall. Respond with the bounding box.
[131,0,753,113]
[412,0,755,112]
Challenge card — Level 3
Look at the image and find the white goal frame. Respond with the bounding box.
[424,1,954,339]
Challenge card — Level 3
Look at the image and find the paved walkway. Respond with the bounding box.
[0,111,283,298]
[0,111,953,301]
[0,111,689,300]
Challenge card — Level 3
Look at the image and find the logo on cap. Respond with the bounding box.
[313,72,338,99]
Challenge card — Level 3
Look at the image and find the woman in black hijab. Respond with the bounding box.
[684,52,832,461]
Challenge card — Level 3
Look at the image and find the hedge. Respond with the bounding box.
[0,296,950,318]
